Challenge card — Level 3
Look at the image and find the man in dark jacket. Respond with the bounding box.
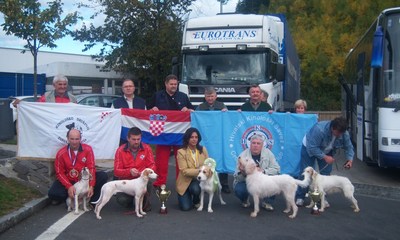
[147,74,194,189]
[240,85,272,112]
[112,79,146,109]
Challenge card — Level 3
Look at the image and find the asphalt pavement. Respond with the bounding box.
[1,143,400,239]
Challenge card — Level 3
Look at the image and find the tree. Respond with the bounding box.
[73,0,194,97]
[0,0,79,98]
[236,0,269,14]
[265,0,400,110]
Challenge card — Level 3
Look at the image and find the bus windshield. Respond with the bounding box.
[383,13,400,105]
[181,52,268,85]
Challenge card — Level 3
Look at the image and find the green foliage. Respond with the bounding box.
[0,0,80,96]
[265,0,400,110]
[0,175,42,216]
[73,0,194,95]
[237,0,399,110]
[236,0,269,14]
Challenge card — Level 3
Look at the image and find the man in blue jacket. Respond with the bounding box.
[295,117,354,207]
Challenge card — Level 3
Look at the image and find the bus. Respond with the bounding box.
[340,7,400,167]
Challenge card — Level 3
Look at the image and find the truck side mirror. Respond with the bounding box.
[172,56,180,76]
[276,63,285,82]
[371,26,383,68]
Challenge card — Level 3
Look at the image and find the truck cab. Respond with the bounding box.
[174,14,300,111]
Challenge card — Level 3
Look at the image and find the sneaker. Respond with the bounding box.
[194,203,201,209]
[241,199,250,208]
[221,185,231,194]
[296,198,304,207]
[324,200,330,208]
[262,202,274,211]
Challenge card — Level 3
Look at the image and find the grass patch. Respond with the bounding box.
[0,175,42,216]
[0,135,17,145]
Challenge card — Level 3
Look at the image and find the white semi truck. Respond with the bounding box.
[173,13,300,111]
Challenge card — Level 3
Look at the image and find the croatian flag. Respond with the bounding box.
[121,109,191,145]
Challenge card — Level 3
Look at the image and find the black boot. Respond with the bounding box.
[218,173,231,194]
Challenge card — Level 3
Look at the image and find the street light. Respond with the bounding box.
[217,0,229,14]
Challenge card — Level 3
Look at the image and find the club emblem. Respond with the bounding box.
[241,125,274,150]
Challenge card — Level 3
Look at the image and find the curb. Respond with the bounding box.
[354,183,400,201]
[0,196,50,234]
[0,167,114,234]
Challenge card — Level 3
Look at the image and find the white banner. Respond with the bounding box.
[17,102,121,161]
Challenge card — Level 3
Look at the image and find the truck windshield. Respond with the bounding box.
[382,13,400,106]
[182,52,268,85]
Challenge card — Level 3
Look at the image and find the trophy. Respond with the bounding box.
[156,184,171,214]
[309,188,322,215]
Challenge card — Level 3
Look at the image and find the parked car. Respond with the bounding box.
[76,94,120,108]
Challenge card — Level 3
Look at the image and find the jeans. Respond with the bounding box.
[234,181,249,203]
[177,180,201,211]
[234,181,274,204]
[48,171,108,202]
[295,145,332,200]
[114,178,152,208]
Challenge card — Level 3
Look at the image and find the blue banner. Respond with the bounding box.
[191,111,317,177]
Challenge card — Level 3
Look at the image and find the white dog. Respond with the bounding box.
[239,158,310,218]
[303,166,360,213]
[92,168,157,219]
[66,167,91,214]
[196,158,226,213]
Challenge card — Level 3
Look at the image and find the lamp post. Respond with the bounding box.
[217,0,229,14]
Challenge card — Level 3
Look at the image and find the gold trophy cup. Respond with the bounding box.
[156,184,171,214]
[309,188,322,215]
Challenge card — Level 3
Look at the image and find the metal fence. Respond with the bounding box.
[309,111,342,121]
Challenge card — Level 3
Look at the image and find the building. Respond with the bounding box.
[0,47,125,97]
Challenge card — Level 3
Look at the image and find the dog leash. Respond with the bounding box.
[318,159,342,174]
[318,161,338,173]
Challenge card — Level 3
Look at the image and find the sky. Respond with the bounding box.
[0,0,239,55]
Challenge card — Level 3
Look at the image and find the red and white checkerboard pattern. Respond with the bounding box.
[149,121,165,136]
[100,111,112,123]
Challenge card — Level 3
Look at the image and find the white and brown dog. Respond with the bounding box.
[92,168,157,219]
[239,157,310,218]
[66,167,91,215]
[302,166,360,213]
[197,158,226,213]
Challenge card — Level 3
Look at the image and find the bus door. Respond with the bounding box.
[355,53,366,162]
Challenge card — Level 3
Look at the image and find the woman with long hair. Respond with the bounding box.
[176,127,209,211]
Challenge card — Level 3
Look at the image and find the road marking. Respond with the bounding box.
[34,211,85,240]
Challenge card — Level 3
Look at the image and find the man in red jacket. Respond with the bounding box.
[48,129,108,206]
[114,127,156,211]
